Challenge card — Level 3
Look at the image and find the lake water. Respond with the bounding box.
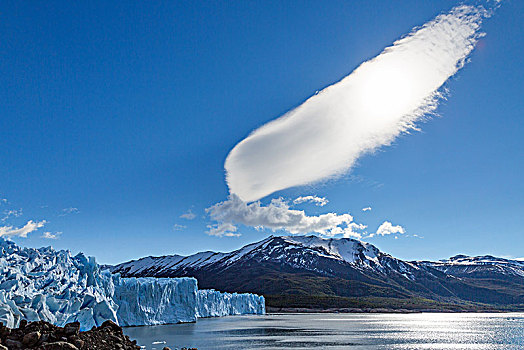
[124,313,524,350]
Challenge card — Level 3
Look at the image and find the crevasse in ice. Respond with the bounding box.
[0,239,264,330]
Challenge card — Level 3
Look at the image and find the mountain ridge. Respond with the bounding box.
[109,235,524,312]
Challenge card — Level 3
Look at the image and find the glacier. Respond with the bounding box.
[197,289,265,318]
[112,275,198,326]
[0,239,264,330]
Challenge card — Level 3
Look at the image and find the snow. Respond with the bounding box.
[112,234,397,281]
[419,254,524,277]
[281,235,381,266]
[111,251,228,276]
[197,289,265,318]
[0,239,265,330]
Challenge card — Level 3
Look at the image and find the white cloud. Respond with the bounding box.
[224,5,488,202]
[1,209,23,222]
[42,231,61,239]
[0,198,7,204]
[362,207,372,212]
[206,222,241,237]
[180,209,196,220]
[206,194,365,238]
[59,207,79,216]
[293,196,328,207]
[0,220,46,238]
[368,221,406,238]
[173,224,187,231]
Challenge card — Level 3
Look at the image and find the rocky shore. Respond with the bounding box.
[0,319,143,350]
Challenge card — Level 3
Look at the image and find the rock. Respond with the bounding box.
[64,322,80,336]
[22,330,41,346]
[101,319,121,333]
[5,338,22,348]
[72,338,85,348]
[39,333,50,344]
[0,320,140,350]
[109,334,122,342]
[0,325,9,338]
[163,347,172,350]
[42,341,79,350]
[19,320,27,329]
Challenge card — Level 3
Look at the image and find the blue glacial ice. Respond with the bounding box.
[197,289,265,318]
[0,239,264,330]
[112,275,199,326]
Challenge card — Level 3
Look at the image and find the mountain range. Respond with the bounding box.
[108,235,524,312]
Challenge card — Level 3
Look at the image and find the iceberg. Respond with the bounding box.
[0,239,264,330]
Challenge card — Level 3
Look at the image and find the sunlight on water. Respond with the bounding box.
[124,313,524,350]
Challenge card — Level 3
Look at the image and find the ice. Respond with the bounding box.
[0,239,119,330]
[197,289,265,318]
[112,274,198,326]
[0,239,265,330]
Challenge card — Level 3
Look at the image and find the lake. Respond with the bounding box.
[124,313,524,350]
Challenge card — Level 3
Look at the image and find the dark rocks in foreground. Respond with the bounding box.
[0,319,141,350]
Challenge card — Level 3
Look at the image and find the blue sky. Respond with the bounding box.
[1,1,522,264]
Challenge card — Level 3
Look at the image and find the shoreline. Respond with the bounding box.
[0,320,141,350]
[266,307,523,314]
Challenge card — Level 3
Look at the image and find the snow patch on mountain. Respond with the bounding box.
[418,255,524,277]
[281,235,380,264]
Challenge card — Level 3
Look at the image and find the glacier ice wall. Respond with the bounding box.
[0,239,264,330]
[197,289,265,317]
[112,274,198,326]
[0,239,118,330]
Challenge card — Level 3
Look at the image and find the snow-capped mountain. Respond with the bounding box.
[110,235,524,309]
[417,255,524,279]
[112,235,417,279]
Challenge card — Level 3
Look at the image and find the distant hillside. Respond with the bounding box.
[109,235,524,312]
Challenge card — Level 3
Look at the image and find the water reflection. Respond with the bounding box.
[124,313,524,350]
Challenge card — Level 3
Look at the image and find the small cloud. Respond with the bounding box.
[180,209,196,220]
[59,207,79,217]
[367,221,406,238]
[173,224,186,231]
[206,222,241,237]
[2,209,23,222]
[0,220,46,238]
[0,198,7,204]
[42,231,62,239]
[293,196,329,207]
[362,207,372,212]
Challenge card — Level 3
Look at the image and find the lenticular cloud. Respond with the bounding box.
[225,5,488,202]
